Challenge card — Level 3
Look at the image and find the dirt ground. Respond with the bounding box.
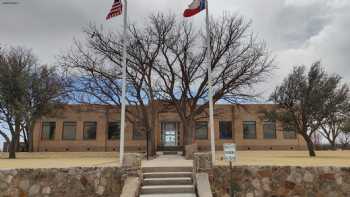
[0,150,349,169]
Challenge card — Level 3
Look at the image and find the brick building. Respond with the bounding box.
[32,104,306,152]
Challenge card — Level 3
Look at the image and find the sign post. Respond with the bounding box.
[223,143,237,197]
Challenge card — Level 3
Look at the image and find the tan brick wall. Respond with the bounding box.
[33,104,306,152]
[190,104,306,151]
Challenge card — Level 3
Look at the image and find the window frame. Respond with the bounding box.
[108,122,120,140]
[195,121,208,140]
[283,124,297,139]
[243,121,257,139]
[42,122,56,141]
[62,121,77,141]
[219,121,233,140]
[263,121,277,139]
[83,121,97,140]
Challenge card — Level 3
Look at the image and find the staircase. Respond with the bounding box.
[140,166,196,197]
[157,146,184,155]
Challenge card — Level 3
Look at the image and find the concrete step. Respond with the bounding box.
[157,146,184,152]
[156,151,183,156]
[163,151,182,155]
[140,193,196,197]
[142,166,192,173]
[143,177,192,185]
[141,185,195,194]
[143,172,192,178]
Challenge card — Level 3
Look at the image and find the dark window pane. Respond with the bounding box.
[263,121,276,139]
[283,124,297,139]
[243,121,256,139]
[42,122,56,140]
[133,122,146,140]
[62,122,76,140]
[108,122,120,140]
[84,122,97,140]
[195,121,208,140]
[220,121,233,139]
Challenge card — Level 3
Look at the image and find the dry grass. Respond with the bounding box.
[216,150,350,167]
[0,152,119,169]
[0,151,349,169]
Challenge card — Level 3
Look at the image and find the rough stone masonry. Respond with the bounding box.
[1,164,350,196]
[212,166,350,197]
[0,167,123,197]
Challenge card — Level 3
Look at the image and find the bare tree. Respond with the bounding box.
[153,14,273,145]
[60,15,169,157]
[22,66,69,152]
[339,119,350,149]
[61,13,272,155]
[270,62,347,156]
[0,46,67,158]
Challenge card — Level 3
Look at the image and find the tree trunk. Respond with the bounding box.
[8,135,17,159]
[143,104,156,159]
[147,128,156,158]
[183,118,195,146]
[15,119,21,152]
[28,131,33,152]
[15,135,20,152]
[23,129,29,152]
[330,140,337,150]
[28,122,35,152]
[304,135,316,157]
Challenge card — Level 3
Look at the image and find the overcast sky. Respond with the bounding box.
[0,0,349,147]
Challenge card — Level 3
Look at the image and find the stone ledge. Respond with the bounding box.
[120,177,140,197]
[196,173,213,197]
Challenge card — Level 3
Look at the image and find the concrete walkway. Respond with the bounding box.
[142,155,193,167]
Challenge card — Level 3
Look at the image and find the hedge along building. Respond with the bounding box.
[32,104,306,152]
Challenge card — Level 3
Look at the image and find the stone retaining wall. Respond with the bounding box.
[0,167,123,197]
[212,165,350,197]
[2,163,350,197]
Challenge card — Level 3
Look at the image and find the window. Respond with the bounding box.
[83,122,97,140]
[195,121,208,140]
[42,122,56,140]
[62,122,77,140]
[108,122,120,140]
[243,121,256,139]
[283,124,297,139]
[219,121,233,139]
[133,122,146,140]
[263,121,276,139]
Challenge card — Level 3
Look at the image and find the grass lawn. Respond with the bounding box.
[0,152,119,169]
[216,150,350,167]
[0,151,349,169]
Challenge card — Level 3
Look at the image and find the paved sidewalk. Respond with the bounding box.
[142,155,193,167]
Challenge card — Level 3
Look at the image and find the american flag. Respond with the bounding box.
[106,0,123,20]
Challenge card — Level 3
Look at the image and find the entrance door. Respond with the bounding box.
[161,122,177,147]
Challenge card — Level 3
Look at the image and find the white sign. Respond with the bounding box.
[223,143,236,161]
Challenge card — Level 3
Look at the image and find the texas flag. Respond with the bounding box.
[183,0,206,17]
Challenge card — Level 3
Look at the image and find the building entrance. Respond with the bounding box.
[161,122,178,147]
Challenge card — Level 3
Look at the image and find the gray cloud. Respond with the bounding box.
[273,1,350,81]
[273,2,331,49]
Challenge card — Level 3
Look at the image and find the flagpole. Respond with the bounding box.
[119,0,128,166]
[205,0,215,164]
